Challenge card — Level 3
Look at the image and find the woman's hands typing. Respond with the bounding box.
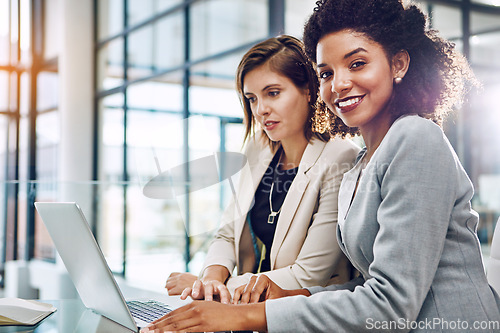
[233,274,310,304]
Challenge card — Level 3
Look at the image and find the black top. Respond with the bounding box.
[249,149,298,272]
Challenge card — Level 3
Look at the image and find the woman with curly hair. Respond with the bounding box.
[142,1,500,332]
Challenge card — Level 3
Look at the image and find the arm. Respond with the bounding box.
[141,301,268,333]
[233,274,311,304]
[165,272,198,295]
[306,275,365,294]
[179,265,231,303]
[165,266,242,297]
[265,119,460,332]
[233,269,362,304]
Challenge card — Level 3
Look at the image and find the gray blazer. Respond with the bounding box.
[266,115,500,332]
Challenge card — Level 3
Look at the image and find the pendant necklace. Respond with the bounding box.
[268,151,284,224]
[267,182,282,224]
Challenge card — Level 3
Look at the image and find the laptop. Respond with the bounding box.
[34,202,178,332]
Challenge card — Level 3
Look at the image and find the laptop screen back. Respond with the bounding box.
[35,202,137,332]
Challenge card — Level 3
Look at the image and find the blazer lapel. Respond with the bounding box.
[236,144,275,270]
[338,148,365,226]
[270,139,326,268]
[337,167,358,227]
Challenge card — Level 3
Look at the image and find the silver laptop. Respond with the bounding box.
[35,202,176,332]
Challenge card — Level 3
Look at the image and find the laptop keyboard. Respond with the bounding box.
[126,300,172,323]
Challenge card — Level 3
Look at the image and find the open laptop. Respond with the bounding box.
[34,202,178,332]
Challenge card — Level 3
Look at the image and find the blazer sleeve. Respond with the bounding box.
[306,275,365,294]
[265,119,461,332]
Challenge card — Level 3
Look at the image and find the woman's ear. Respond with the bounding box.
[306,89,311,103]
[392,49,410,80]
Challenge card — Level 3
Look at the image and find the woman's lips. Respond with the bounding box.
[264,120,279,130]
[335,96,364,113]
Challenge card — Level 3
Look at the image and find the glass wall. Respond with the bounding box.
[94,0,318,288]
[93,0,500,288]
[1,0,500,291]
[0,0,60,287]
[412,0,500,244]
[468,3,500,244]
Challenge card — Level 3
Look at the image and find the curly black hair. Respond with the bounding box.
[304,0,477,126]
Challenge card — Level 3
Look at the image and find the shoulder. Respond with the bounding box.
[320,136,361,164]
[387,115,444,143]
[377,115,449,157]
[306,137,360,177]
[243,131,272,159]
[375,115,458,170]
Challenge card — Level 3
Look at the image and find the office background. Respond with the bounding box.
[0,0,499,298]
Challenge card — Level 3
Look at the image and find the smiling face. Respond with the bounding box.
[243,62,310,146]
[316,29,399,138]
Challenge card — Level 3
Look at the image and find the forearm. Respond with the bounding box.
[286,289,311,297]
[201,265,231,284]
[234,303,268,332]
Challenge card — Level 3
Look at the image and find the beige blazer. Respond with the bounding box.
[201,134,360,290]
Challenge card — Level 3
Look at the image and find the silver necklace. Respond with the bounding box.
[268,181,282,224]
[268,152,284,224]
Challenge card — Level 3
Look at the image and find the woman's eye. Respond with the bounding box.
[269,90,280,97]
[351,60,366,69]
[247,96,256,103]
[319,71,332,79]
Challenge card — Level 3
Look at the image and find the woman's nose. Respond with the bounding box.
[332,73,352,94]
[255,101,270,116]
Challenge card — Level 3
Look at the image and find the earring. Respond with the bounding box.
[311,99,331,134]
[394,77,402,84]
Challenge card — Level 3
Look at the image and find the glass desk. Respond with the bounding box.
[0,299,136,333]
[0,294,192,333]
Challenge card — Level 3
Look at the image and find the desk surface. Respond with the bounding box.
[0,299,132,333]
[0,295,190,333]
